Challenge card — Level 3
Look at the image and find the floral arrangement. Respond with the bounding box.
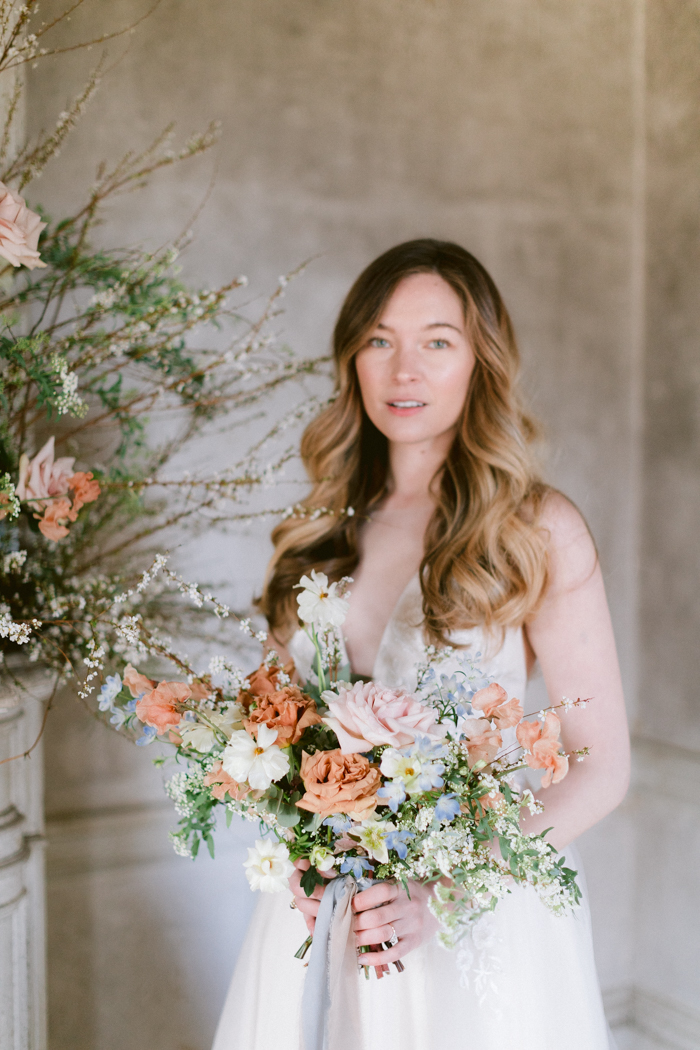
[103,568,590,963]
[0,0,330,709]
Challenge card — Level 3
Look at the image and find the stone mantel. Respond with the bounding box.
[0,668,52,1050]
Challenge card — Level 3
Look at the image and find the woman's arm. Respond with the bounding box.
[521,492,631,850]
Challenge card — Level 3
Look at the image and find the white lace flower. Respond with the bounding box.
[222,724,290,789]
[243,838,295,892]
[295,569,349,628]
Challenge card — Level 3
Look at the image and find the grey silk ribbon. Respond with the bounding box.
[301,875,363,1050]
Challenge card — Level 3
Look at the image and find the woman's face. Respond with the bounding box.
[354,272,476,449]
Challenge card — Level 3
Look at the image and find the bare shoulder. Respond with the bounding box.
[538,490,599,593]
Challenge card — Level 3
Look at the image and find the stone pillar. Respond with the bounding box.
[0,675,48,1050]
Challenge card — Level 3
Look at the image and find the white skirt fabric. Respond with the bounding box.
[212,855,615,1050]
[212,578,616,1049]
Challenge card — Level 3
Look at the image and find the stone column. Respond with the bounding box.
[0,674,49,1050]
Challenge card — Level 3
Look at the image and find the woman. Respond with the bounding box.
[213,239,629,1050]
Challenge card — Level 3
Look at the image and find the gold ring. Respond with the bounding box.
[289,899,298,910]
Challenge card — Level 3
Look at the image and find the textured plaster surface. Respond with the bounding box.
[22,0,700,1046]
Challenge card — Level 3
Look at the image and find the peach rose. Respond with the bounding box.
[472,683,524,729]
[238,660,295,711]
[296,749,381,818]
[0,181,47,269]
[17,437,75,512]
[37,497,72,540]
[244,685,321,746]
[66,472,101,520]
[461,718,503,768]
[123,664,156,699]
[203,759,250,802]
[516,711,569,788]
[323,681,441,754]
[136,681,191,733]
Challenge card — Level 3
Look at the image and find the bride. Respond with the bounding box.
[212,239,629,1050]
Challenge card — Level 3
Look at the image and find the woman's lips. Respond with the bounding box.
[386,400,427,417]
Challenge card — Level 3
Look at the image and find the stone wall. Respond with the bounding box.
[24,2,700,1047]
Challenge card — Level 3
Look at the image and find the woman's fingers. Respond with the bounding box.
[352,882,398,912]
[295,896,320,918]
[355,920,399,949]
[357,941,406,967]
[352,901,400,933]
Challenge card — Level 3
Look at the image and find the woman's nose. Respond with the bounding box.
[390,343,421,382]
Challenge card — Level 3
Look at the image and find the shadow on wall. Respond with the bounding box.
[48,805,259,1050]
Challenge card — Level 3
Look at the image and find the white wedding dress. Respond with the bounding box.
[212,575,616,1050]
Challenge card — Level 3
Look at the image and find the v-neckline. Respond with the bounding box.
[343,572,420,680]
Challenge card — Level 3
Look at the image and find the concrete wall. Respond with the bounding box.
[24,2,700,1048]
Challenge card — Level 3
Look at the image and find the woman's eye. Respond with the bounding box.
[428,339,449,349]
[369,337,390,348]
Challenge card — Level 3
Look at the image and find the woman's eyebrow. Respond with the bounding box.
[375,321,462,332]
[426,322,462,332]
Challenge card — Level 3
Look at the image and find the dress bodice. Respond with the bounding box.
[288,573,527,703]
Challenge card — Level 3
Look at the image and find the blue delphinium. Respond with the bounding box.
[109,707,127,728]
[98,674,122,712]
[377,780,407,813]
[339,856,373,878]
[434,792,461,824]
[136,724,157,746]
[411,733,447,761]
[384,828,415,859]
[323,814,353,834]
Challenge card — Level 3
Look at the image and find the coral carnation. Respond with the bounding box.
[244,685,321,746]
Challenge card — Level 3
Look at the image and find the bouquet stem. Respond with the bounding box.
[295,935,313,961]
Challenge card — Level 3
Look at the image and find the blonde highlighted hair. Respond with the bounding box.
[260,239,551,645]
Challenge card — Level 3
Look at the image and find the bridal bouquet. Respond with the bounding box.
[105,569,588,955]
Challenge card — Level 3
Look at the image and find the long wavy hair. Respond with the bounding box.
[260,238,551,646]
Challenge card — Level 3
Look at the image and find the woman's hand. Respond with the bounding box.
[352,879,439,970]
[289,858,333,935]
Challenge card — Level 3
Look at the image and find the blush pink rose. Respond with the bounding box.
[17,437,75,512]
[136,681,191,733]
[323,681,441,754]
[516,711,569,788]
[0,182,47,269]
[472,683,524,729]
